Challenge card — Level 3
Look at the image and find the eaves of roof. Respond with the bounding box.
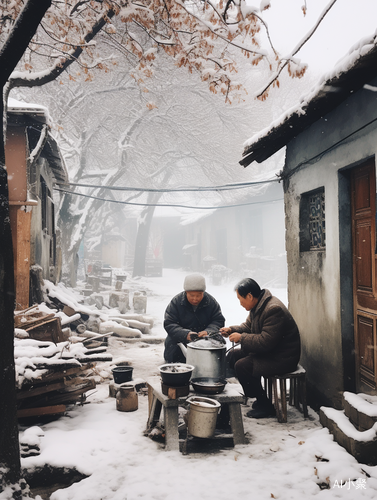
[240,37,377,167]
[43,133,68,183]
[26,124,68,183]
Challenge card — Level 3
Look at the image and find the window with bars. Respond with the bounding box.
[300,188,326,252]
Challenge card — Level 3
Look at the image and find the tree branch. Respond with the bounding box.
[256,0,338,98]
[0,0,52,86]
[7,5,117,90]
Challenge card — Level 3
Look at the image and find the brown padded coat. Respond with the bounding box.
[228,289,300,377]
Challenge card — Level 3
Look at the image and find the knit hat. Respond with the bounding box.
[183,273,206,291]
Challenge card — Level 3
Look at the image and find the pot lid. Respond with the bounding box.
[188,338,226,350]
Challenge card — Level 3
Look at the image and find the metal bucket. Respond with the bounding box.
[186,396,221,438]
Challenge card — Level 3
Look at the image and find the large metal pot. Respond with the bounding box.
[179,339,226,379]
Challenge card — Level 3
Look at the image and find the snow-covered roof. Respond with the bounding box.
[7,97,68,182]
[240,32,377,167]
[8,97,49,120]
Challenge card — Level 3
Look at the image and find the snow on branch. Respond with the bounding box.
[27,123,49,166]
[255,0,338,100]
[8,5,117,89]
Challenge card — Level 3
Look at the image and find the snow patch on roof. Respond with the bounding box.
[179,209,215,226]
[8,96,48,114]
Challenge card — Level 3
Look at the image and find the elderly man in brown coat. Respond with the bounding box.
[220,278,300,419]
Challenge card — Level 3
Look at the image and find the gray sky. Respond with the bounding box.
[262,0,377,74]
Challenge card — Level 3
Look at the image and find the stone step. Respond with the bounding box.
[320,406,377,465]
[342,392,377,431]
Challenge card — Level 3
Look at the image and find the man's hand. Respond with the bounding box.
[229,332,242,343]
[197,330,208,338]
[187,330,208,341]
[220,327,231,337]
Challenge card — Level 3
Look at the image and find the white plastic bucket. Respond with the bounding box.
[186,396,221,438]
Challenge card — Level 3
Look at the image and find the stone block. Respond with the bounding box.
[133,291,147,313]
[93,294,104,310]
[109,291,130,311]
[342,392,377,431]
[320,406,377,465]
[343,397,359,429]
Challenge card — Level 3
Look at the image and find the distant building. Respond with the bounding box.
[180,181,286,286]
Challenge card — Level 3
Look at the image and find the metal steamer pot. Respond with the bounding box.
[179,339,226,380]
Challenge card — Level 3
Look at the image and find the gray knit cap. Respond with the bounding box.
[183,273,206,291]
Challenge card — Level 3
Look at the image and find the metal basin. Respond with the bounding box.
[191,377,227,394]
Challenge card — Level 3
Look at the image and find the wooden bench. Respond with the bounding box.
[146,377,247,451]
[264,364,308,423]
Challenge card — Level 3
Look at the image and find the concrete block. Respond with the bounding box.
[109,291,130,311]
[320,407,377,465]
[343,392,377,431]
[133,291,147,313]
[343,397,359,429]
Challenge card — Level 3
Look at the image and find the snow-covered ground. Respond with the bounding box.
[15,270,377,499]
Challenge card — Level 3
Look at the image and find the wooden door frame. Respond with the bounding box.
[350,158,377,394]
[338,168,356,392]
[338,156,377,393]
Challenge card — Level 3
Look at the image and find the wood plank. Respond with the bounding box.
[26,317,64,343]
[15,304,39,316]
[77,355,113,363]
[17,404,66,418]
[19,364,96,387]
[42,379,96,405]
[82,347,108,355]
[19,380,96,409]
[228,403,247,445]
[15,312,56,329]
[16,381,66,400]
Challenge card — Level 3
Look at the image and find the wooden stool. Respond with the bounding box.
[264,364,308,423]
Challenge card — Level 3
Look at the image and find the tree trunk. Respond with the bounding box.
[132,205,156,277]
[0,101,19,484]
[58,192,81,287]
[0,0,53,487]
[132,169,172,277]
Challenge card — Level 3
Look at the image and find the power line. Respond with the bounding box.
[54,187,283,210]
[55,177,279,193]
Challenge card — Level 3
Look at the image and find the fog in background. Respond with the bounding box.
[15,0,376,291]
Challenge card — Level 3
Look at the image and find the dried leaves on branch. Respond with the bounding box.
[0,0,331,102]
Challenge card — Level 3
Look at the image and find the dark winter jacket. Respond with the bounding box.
[229,289,300,376]
[163,291,225,363]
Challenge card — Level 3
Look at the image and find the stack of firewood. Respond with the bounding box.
[14,306,112,420]
[13,279,155,420]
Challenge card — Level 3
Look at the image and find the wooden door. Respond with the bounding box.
[351,159,377,393]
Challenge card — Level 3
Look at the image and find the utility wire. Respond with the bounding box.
[55,177,279,193]
[55,187,283,210]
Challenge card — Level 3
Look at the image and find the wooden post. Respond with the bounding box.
[10,205,32,309]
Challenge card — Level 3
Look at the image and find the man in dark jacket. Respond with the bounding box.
[164,274,225,363]
[220,278,300,419]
